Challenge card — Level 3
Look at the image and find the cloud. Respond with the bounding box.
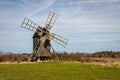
[19,0,56,17]
[0,0,56,24]
[55,0,120,5]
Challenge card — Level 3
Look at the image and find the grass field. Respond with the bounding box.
[0,62,120,80]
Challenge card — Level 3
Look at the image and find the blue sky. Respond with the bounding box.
[0,0,120,53]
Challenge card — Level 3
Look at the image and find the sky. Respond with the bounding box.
[0,0,120,53]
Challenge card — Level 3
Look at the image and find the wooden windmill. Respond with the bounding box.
[21,11,68,61]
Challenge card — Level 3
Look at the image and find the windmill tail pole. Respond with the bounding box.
[51,45,60,61]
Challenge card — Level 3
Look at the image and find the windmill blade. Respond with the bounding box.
[50,33,68,48]
[21,18,42,32]
[45,11,59,30]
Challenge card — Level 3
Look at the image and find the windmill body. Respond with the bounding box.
[32,28,51,61]
[21,11,68,61]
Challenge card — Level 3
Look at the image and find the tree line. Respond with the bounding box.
[0,51,120,62]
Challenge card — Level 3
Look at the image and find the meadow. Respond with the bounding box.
[0,62,120,80]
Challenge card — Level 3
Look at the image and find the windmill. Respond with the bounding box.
[21,11,68,61]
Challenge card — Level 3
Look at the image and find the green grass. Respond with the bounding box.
[0,62,120,80]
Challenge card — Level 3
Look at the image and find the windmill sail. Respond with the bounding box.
[45,11,59,30]
[50,33,68,48]
[21,18,42,32]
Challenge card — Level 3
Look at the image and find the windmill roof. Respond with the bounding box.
[33,32,40,38]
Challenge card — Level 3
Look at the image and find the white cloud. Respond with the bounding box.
[20,0,56,17]
[55,0,120,5]
[0,0,56,24]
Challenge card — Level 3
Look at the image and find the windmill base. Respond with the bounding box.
[30,56,50,62]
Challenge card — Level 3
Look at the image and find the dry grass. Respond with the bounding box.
[1,58,120,68]
[85,58,120,68]
[0,61,36,64]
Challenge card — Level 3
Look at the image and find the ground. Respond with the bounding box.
[0,62,120,80]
